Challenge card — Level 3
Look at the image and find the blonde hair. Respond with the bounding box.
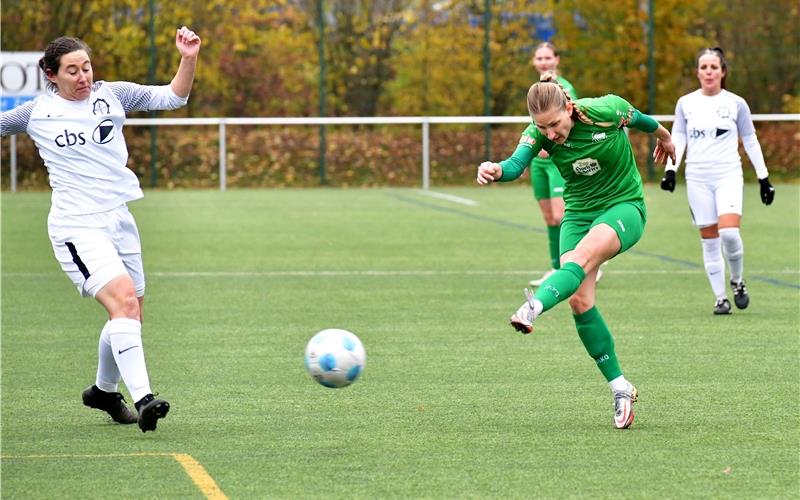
[527,71,592,125]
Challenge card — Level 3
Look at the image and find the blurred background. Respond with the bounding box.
[1,0,798,189]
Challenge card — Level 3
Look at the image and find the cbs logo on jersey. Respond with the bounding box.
[54,120,115,148]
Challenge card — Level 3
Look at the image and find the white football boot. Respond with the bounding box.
[613,382,638,429]
[509,288,539,334]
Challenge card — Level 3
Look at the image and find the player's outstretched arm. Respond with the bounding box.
[170,26,201,98]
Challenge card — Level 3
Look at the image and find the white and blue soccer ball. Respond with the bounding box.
[304,328,366,388]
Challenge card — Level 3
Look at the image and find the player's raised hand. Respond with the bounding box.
[175,26,201,58]
[477,161,502,185]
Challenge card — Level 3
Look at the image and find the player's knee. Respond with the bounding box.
[108,289,140,319]
[699,225,719,239]
[98,277,140,319]
[563,247,591,269]
[119,293,140,319]
[719,227,743,257]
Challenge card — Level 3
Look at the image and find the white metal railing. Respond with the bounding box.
[5,114,799,192]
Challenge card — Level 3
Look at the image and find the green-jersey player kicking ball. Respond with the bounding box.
[476,73,675,429]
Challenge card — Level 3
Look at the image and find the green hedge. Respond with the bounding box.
[2,122,797,190]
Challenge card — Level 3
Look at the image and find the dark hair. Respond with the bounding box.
[696,47,727,89]
[38,36,91,90]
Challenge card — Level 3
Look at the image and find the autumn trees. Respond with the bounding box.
[3,0,796,117]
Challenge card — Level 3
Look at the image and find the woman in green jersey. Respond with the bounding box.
[527,42,581,287]
[476,73,675,429]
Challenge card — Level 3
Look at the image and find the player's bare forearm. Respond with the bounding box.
[170,27,201,98]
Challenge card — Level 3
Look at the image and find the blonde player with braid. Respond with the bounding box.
[476,73,675,429]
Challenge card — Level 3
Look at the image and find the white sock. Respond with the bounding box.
[95,321,121,393]
[719,227,744,283]
[532,299,544,319]
[609,375,630,392]
[108,318,152,403]
[701,237,727,299]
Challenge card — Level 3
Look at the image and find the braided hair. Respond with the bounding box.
[527,71,593,125]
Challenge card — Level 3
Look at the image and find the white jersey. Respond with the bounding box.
[671,89,758,183]
[1,81,187,215]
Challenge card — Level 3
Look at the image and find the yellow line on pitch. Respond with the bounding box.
[0,452,227,500]
[171,453,228,500]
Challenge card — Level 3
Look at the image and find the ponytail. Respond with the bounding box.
[529,72,592,125]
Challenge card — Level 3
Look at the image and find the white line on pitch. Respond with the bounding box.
[4,269,799,278]
[415,190,479,206]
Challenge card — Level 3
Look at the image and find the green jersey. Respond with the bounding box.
[501,94,647,213]
[556,76,577,101]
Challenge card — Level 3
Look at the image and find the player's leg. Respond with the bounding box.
[567,203,644,428]
[569,277,637,429]
[688,181,730,314]
[48,212,138,424]
[112,205,169,431]
[715,178,748,309]
[95,275,150,397]
[511,204,642,426]
[80,319,138,424]
[94,320,121,392]
[511,203,632,333]
[510,213,589,333]
[571,302,637,428]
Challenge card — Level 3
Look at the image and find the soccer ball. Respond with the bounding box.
[304,328,366,388]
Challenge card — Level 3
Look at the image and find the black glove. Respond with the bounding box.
[759,177,775,206]
[660,170,676,192]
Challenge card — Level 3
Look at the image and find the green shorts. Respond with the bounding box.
[530,158,565,201]
[559,201,647,257]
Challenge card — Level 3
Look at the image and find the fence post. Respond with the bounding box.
[317,0,327,185]
[422,119,430,190]
[219,121,227,191]
[482,0,492,161]
[10,135,17,193]
[646,0,656,181]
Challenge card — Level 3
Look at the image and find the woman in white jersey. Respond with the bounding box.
[0,27,201,432]
[660,47,775,315]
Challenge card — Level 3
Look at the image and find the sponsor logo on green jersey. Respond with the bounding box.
[572,158,600,176]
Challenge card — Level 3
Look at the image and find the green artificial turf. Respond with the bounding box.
[2,185,798,498]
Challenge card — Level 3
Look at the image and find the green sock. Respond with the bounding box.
[533,261,585,312]
[574,306,622,382]
[547,225,561,270]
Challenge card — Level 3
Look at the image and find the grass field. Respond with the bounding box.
[2,184,798,499]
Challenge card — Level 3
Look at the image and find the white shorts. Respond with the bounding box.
[686,176,743,227]
[48,204,145,298]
